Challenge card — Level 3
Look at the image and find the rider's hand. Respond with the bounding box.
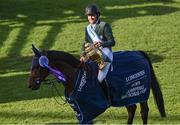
[80,51,87,62]
[94,42,102,48]
[80,56,86,62]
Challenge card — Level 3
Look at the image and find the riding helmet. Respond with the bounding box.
[85,4,100,16]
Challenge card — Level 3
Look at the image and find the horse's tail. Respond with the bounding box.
[140,51,166,117]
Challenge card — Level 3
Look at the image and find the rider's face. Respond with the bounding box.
[87,14,98,24]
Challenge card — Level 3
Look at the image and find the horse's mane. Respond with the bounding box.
[43,50,96,79]
[44,50,80,68]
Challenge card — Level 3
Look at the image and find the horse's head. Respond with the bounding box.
[28,44,83,96]
[28,45,49,90]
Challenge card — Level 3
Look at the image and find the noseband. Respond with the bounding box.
[30,63,65,87]
[31,65,63,87]
[29,66,45,86]
[33,76,42,85]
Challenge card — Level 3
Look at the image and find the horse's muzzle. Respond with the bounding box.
[28,77,41,90]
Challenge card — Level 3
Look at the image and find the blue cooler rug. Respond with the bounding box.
[66,51,151,124]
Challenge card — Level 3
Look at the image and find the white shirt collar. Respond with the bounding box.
[91,19,99,30]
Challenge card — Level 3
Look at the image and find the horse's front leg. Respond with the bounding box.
[126,104,137,124]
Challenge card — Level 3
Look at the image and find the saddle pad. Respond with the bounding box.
[106,51,151,107]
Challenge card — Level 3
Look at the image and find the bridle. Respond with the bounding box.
[29,52,87,105]
[30,64,68,105]
[30,53,53,86]
[30,63,65,86]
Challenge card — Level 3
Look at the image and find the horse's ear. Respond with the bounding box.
[32,44,42,57]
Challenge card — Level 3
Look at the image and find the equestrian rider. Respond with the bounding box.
[80,4,116,84]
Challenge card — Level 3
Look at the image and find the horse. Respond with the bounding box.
[28,45,166,124]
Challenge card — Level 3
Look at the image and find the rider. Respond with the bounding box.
[80,4,116,85]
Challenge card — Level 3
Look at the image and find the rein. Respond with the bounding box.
[78,61,92,73]
[35,52,93,105]
[43,77,67,105]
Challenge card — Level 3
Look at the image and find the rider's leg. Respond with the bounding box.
[98,62,111,104]
[98,62,111,83]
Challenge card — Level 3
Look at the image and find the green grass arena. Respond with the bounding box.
[0,0,180,124]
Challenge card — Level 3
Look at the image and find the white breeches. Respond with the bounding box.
[98,62,111,83]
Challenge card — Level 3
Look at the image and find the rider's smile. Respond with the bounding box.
[87,14,98,24]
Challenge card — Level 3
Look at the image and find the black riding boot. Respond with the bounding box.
[100,79,111,105]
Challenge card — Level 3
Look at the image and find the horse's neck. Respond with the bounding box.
[55,64,77,81]
[51,62,78,96]
[46,50,80,96]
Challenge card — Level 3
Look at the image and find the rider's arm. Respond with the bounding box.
[101,23,116,48]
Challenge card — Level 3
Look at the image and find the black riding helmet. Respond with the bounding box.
[85,4,100,17]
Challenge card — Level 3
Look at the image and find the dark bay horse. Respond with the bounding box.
[28,45,166,124]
